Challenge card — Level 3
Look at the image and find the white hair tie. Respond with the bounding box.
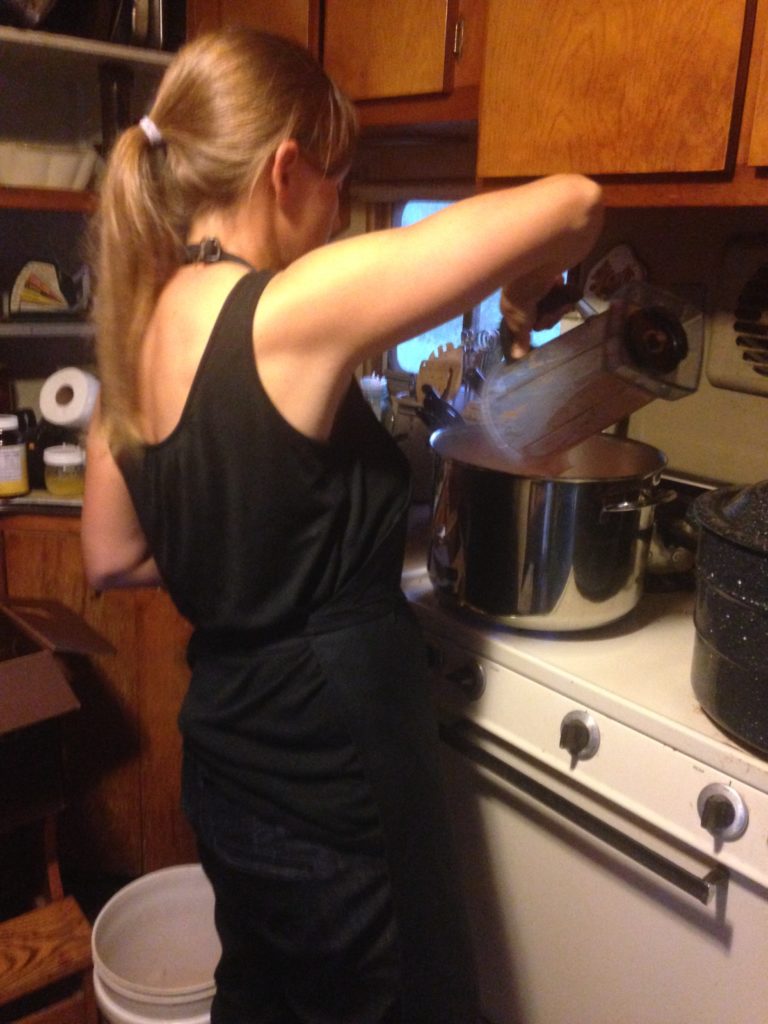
[139,115,164,148]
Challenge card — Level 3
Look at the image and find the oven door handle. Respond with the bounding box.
[439,719,728,906]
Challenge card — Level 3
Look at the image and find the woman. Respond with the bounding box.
[82,27,603,1024]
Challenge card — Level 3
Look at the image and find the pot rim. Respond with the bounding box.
[429,425,666,483]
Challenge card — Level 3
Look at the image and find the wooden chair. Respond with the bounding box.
[0,767,97,1024]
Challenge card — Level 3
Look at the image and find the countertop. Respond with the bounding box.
[0,489,82,516]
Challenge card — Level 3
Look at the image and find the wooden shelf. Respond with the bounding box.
[0,187,96,213]
[0,27,171,215]
[0,317,93,383]
[0,321,93,339]
[0,322,94,378]
[0,25,172,73]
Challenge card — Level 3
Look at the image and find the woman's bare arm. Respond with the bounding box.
[81,400,163,590]
[255,174,603,435]
[263,175,601,363]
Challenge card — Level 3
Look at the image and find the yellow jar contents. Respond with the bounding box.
[0,413,29,497]
[44,444,85,497]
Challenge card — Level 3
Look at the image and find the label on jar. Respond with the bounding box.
[0,444,29,496]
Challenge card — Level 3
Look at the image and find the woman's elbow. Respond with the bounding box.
[541,173,604,261]
[559,174,603,232]
[547,172,602,206]
[81,530,153,590]
[82,547,122,591]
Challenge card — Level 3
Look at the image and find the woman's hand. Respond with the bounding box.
[499,270,581,360]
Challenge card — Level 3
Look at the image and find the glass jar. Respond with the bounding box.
[43,444,85,497]
[0,413,29,497]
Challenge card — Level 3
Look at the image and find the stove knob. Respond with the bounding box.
[446,662,486,701]
[559,710,600,760]
[697,783,749,841]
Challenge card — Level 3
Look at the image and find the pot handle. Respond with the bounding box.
[602,487,677,514]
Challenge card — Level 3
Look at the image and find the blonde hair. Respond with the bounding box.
[90,28,358,449]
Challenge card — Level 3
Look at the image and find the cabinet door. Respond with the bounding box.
[748,1,768,165]
[187,0,321,53]
[477,0,748,177]
[324,0,460,100]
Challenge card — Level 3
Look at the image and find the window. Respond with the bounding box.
[389,199,563,375]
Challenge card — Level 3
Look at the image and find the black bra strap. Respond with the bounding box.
[184,237,255,269]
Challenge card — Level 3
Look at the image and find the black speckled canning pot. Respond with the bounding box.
[691,483,768,754]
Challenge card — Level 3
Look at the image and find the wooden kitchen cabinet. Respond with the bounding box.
[346,0,768,206]
[748,0,768,164]
[324,0,459,101]
[186,0,485,127]
[326,0,485,125]
[0,515,196,877]
[478,0,749,177]
[471,0,768,206]
[187,0,321,53]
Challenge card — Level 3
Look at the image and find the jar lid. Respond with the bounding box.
[0,414,19,430]
[44,443,85,467]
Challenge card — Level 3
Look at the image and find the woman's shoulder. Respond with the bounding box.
[138,266,256,444]
[161,263,255,326]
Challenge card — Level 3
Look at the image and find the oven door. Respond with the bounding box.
[439,717,768,1024]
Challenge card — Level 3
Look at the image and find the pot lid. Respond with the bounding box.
[693,482,768,553]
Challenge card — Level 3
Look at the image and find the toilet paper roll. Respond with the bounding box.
[39,367,100,430]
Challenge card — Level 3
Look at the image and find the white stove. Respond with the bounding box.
[402,535,768,1024]
[396,236,768,1021]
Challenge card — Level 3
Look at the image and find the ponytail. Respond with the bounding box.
[89,27,357,450]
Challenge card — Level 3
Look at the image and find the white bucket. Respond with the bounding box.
[92,864,221,1024]
[93,972,212,1024]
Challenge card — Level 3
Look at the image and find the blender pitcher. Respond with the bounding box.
[480,282,704,460]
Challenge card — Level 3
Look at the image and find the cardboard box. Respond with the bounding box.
[0,599,113,834]
[0,599,113,738]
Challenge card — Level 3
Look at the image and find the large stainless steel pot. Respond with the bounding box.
[428,426,668,631]
[690,483,768,754]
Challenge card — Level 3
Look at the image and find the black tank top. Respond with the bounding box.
[118,271,411,641]
[117,271,414,844]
